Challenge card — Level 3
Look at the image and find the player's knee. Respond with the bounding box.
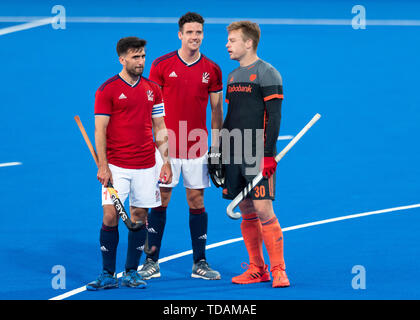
[239,199,255,215]
[160,187,172,207]
[186,189,204,209]
[187,197,204,209]
[130,207,148,223]
[102,205,118,226]
[253,200,275,222]
[160,195,171,207]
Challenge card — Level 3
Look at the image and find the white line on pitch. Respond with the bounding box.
[278,135,294,141]
[1,16,420,26]
[0,17,52,36]
[49,202,420,300]
[0,162,22,168]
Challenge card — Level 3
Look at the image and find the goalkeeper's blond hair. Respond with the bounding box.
[227,21,261,51]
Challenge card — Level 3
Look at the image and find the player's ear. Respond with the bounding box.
[119,55,126,67]
[245,38,253,51]
[178,30,183,40]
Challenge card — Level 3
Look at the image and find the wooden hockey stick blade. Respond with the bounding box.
[74,115,98,166]
[226,113,321,220]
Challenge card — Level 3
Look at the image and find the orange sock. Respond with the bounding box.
[241,213,265,267]
[261,216,286,271]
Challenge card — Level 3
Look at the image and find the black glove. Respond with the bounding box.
[207,146,225,188]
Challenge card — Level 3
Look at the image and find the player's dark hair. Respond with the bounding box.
[178,12,205,31]
[116,37,147,56]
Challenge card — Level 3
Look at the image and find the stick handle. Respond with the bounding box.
[275,113,321,163]
[226,113,321,220]
[74,115,99,167]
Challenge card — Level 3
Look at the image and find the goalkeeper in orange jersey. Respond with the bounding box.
[211,21,289,287]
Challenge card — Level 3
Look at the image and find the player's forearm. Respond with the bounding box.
[94,115,111,166]
[155,136,169,163]
[210,92,223,147]
[211,112,223,147]
[95,128,108,166]
[264,98,282,156]
[94,118,109,167]
[153,120,170,163]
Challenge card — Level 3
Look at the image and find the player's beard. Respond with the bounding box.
[128,65,143,78]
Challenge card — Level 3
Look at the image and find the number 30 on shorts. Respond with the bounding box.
[253,185,266,198]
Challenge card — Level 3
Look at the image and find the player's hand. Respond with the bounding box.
[208,146,225,188]
[97,163,113,187]
[260,157,277,178]
[159,161,172,184]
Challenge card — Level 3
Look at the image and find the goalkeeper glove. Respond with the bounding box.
[260,156,277,178]
[207,146,225,188]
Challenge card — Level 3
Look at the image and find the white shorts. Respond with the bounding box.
[102,163,162,208]
[155,149,211,189]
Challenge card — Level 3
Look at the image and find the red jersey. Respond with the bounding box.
[149,51,223,159]
[94,74,165,169]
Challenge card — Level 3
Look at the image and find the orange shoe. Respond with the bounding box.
[232,263,271,284]
[272,267,290,288]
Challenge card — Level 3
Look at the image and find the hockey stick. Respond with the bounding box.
[74,115,145,232]
[226,113,322,219]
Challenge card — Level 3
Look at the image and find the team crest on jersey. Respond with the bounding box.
[202,72,210,84]
[147,90,154,101]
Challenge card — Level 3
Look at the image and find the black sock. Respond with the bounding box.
[147,206,167,262]
[100,224,119,274]
[125,226,147,272]
[189,208,208,263]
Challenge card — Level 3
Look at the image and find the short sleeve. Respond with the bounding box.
[260,67,284,102]
[151,83,165,118]
[149,61,164,87]
[94,87,112,115]
[209,63,223,93]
